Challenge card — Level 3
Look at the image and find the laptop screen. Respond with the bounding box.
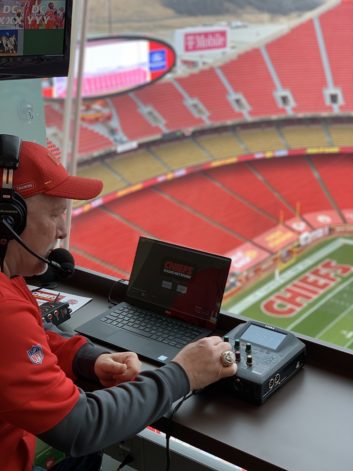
[126,237,231,329]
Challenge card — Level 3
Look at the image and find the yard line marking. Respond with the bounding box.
[341,238,353,246]
[343,337,353,349]
[316,304,353,339]
[287,278,353,330]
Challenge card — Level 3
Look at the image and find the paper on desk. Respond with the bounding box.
[27,285,92,314]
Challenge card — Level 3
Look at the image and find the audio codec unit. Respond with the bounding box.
[222,321,306,404]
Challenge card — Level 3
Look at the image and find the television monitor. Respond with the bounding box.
[0,0,72,80]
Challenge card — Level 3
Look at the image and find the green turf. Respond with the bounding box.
[223,237,353,350]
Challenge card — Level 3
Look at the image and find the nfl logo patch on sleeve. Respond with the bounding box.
[27,345,44,365]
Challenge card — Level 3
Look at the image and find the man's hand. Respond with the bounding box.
[94,352,141,387]
[173,336,237,391]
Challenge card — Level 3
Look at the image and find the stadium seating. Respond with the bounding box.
[249,154,336,215]
[281,124,329,148]
[63,1,353,282]
[236,127,285,152]
[328,124,353,147]
[176,68,242,123]
[44,103,64,129]
[319,0,353,112]
[206,163,294,221]
[309,154,353,211]
[46,1,353,149]
[134,80,205,131]
[110,94,162,141]
[71,249,124,279]
[220,48,284,117]
[105,187,243,255]
[76,161,125,199]
[45,103,115,158]
[70,150,352,279]
[77,125,115,158]
[266,21,330,114]
[150,139,211,169]
[157,172,276,240]
[70,207,139,274]
[105,149,168,184]
[195,131,245,159]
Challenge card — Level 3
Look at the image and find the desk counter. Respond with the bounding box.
[56,269,353,471]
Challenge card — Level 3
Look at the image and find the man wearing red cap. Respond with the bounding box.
[0,138,237,471]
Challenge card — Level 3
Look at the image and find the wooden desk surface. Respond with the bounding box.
[57,269,353,471]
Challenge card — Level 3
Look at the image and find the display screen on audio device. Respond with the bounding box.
[240,324,286,351]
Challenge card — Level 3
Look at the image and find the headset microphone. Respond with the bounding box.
[47,248,75,280]
[1,217,75,279]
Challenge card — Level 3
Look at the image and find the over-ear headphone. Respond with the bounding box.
[0,134,27,240]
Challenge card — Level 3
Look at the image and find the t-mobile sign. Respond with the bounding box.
[175,26,229,56]
[185,30,228,52]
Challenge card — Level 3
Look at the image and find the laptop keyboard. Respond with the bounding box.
[100,302,208,349]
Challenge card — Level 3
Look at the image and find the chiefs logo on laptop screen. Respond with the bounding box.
[127,237,231,329]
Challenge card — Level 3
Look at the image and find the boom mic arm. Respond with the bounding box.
[0,217,75,279]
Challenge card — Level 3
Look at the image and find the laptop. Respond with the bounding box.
[76,236,231,364]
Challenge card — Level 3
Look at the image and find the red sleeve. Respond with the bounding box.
[0,297,82,435]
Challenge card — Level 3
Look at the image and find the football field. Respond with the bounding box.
[223,237,353,350]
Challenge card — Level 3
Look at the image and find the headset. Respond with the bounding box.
[0,134,27,244]
[0,134,74,279]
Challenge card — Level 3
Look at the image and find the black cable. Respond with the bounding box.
[117,453,134,470]
[165,390,196,471]
[0,241,8,273]
[1,218,44,261]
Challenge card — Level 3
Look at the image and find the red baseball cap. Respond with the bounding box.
[12,140,103,200]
